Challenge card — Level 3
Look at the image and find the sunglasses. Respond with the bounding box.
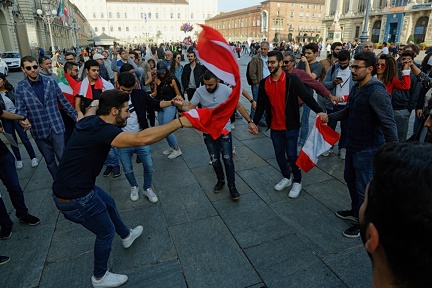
[24,65,39,71]
[283,60,293,64]
[376,63,386,69]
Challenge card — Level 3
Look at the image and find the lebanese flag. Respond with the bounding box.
[182,25,241,140]
[73,76,113,100]
[296,116,340,172]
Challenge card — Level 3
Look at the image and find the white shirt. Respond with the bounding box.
[335,67,351,105]
[122,97,140,132]
[382,47,389,55]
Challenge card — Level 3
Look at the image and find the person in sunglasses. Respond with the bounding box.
[14,56,78,179]
[376,54,411,95]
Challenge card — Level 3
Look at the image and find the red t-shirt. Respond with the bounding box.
[264,72,287,130]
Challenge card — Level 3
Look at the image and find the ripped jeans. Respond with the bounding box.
[203,132,236,189]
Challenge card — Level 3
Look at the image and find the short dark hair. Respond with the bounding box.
[401,50,415,60]
[98,89,130,116]
[119,63,134,73]
[147,58,155,67]
[331,42,343,50]
[354,51,377,75]
[363,142,432,287]
[117,72,136,88]
[65,52,75,58]
[203,70,217,81]
[129,51,138,60]
[84,59,99,71]
[337,50,351,61]
[21,55,37,67]
[64,62,78,73]
[404,43,420,56]
[267,50,283,62]
[304,43,319,53]
[187,50,196,57]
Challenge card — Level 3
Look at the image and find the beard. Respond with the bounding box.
[270,65,280,74]
[332,51,338,58]
[115,114,127,128]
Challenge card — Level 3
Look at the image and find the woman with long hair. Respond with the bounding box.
[0,73,38,169]
[376,54,410,94]
[150,61,182,159]
[170,52,184,94]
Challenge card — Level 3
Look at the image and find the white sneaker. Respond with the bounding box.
[143,188,158,203]
[91,271,128,288]
[230,123,235,130]
[339,148,346,160]
[274,177,292,191]
[162,147,173,155]
[16,160,23,170]
[122,225,143,248]
[31,158,38,167]
[288,183,302,198]
[167,148,182,159]
[130,186,139,202]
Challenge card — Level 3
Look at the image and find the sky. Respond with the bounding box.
[218,0,262,12]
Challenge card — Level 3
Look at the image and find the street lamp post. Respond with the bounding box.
[37,4,57,55]
[357,0,372,51]
[71,19,80,49]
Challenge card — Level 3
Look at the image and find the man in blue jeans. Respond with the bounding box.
[52,90,192,287]
[0,109,40,239]
[175,70,258,200]
[116,72,175,203]
[254,50,327,199]
[329,51,398,238]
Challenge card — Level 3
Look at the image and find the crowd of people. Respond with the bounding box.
[0,37,431,288]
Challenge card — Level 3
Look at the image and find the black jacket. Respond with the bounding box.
[254,72,323,130]
[130,89,162,130]
[181,63,206,91]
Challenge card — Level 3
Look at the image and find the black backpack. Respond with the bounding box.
[246,61,253,85]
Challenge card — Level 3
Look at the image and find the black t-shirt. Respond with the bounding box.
[52,115,122,199]
[80,85,103,112]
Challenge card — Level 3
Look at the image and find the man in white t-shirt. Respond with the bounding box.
[174,70,258,201]
[322,50,356,159]
[378,42,389,57]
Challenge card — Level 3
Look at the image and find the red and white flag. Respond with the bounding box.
[182,24,241,140]
[296,116,340,172]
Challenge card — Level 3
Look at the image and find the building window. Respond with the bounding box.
[290,12,294,17]
[391,0,408,7]
[101,13,104,18]
[125,13,127,18]
[272,18,283,27]
[358,0,366,12]
[126,27,129,31]
[148,12,151,19]
[178,13,180,18]
[307,4,309,8]
[95,27,98,32]
[156,13,159,19]
[191,13,193,19]
[300,4,303,8]
[110,26,113,32]
[117,12,120,18]
[330,0,337,16]
[93,12,96,18]
[109,12,112,18]
[118,27,121,32]
[102,27,105,32]
[277,10,280,16]
[299,12,303,17]
[355,26,360,38]
[207,14,210,18]
[170,13,173,19]
[291,3,293,7]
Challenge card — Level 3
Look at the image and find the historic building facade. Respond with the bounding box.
[71,0,218,43]
[323,0,432,45]
[1,0,92,55]
[205,0,325,43]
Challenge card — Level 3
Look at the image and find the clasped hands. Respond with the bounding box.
[19,119,31,131]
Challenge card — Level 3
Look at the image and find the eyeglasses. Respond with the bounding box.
[350,65,368,70]
[266,60,277,65]
[24,65,39,71]
[283,60,292,64]
[376,63,386,69]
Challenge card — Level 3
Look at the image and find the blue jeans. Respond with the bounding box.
[328,105,348,149]
[104,147,119,167]
[118,145,153,190]
[250,85,265,124]
[0,152,28,219]
[299,104,311,146]
[2,119,36,161]
[34,130,65,179]
[344,147,377,217]
[271,129,301,183]
[204,133,236,188]
[158,106,179,148]
[53,186,130,278]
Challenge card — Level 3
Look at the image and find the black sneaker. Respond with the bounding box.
[0,226,12,239]
[343,224,360,238]
[336,210,358,222]
[0,255,10,265]
[213,181,225,193]
[229,187,240,201]
[112,166,122,178]
[103,166,113,177]
[19,213,40,226]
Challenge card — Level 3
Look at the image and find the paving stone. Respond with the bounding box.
[158,182,217,226]
[270,195,361,258]
[303,179,352,213]
[237,165,289,204]
[190,165,254,202]
[169,217,260,288]
[121,260,187,288]
[323,245,372,288]
[180,143,210,169]
[244,235,345,288]
[316,155,345,183]
[231,122,265,141]
[232,144,269,171]
[242,137,275,160]
[213,193,293,248]
[152,156,197,189]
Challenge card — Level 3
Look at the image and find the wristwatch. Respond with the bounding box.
[249,99,254,103]
[248,119,254,124]
[90,103,98,108]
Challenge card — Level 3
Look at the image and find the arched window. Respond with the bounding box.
[414,16,429,44]
[358,0,366,12]
[330,0,337,16]
[371,20,381,43]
